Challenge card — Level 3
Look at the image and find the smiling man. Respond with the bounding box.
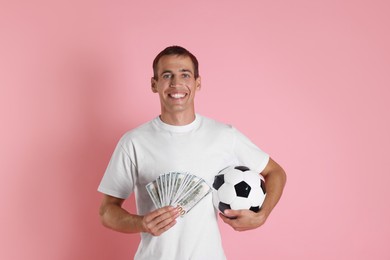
[151,53,201,125]
[98,46,286,260]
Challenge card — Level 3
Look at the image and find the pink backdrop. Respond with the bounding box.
[1,0,389,259]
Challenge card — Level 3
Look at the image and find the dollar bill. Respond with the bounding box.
[146,181,161,209]
[146,172,211,216]
[174,180,211,215]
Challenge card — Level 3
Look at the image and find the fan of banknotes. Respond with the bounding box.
[146,172,211,216]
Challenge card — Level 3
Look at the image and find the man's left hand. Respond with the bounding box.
[219,209,268,231]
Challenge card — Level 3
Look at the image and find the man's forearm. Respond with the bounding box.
[261,160,287,218]
[100,204,144,233]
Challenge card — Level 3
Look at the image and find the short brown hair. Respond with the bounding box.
[152,46,199,79]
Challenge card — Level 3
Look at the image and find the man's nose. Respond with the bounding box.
[170,76,182,87]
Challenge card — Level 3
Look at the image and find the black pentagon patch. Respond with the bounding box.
[249,206,260,213]
[218,202,231,213]
[213,174,225,190]
[234,166,250,172]
[234,181,251,198]
[260,179,266,194]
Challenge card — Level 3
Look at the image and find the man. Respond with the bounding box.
[98,46,286,259]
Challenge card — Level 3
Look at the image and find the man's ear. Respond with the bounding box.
[151,77,158,93]
[196,76,201,91]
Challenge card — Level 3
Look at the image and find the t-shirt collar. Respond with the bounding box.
[155,114,201,133]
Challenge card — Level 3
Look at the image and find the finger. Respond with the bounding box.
[153,210,180,229]
[144,206,177,223]
[223,209,241,218]
[219,212,228,222]
[232,227,250,232]
[219,212,248,229]
[220,216,245,231]
[144,207,180,235]
[219,213,236,225]
[154,218,178,236]
[144,207,179,230]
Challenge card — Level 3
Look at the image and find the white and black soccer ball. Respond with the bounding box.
[212,166,266,214]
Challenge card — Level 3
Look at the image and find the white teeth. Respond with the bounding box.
[169,93,186,99]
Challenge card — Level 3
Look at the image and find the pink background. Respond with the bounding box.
[1,0,389,259]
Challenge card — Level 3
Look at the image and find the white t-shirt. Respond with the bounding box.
[98,114,269,260]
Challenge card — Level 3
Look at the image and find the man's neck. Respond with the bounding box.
[159,111,196,126]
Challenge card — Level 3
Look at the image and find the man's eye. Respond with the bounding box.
[182,74,190,78]
[162,74,172,79]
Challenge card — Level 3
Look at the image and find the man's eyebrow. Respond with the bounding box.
[160,70,173,75]
[179,69,193,74]
[160,69,193,75]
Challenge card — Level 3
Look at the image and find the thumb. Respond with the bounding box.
[223,209,239,218]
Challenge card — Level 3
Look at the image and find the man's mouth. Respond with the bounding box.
[168,93,187,99]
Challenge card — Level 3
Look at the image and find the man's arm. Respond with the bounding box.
[99,194,180,236]
[220,157,287,231]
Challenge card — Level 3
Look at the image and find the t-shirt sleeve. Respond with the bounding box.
[232,127,270,173]
[97,140,135,199]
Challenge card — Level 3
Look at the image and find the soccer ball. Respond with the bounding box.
[212,166,266,214]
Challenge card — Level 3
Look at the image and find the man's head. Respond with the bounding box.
[151,46,201,124]
[152,46,199,80]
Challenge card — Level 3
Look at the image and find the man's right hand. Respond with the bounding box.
[142,206,180,236]
[100,195,179,235]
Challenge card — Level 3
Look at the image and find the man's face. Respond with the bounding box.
[151,55,201,116]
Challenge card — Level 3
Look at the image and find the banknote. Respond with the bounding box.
[173,180,211,215]
[146,172,211,216]
[146,181,161,209]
